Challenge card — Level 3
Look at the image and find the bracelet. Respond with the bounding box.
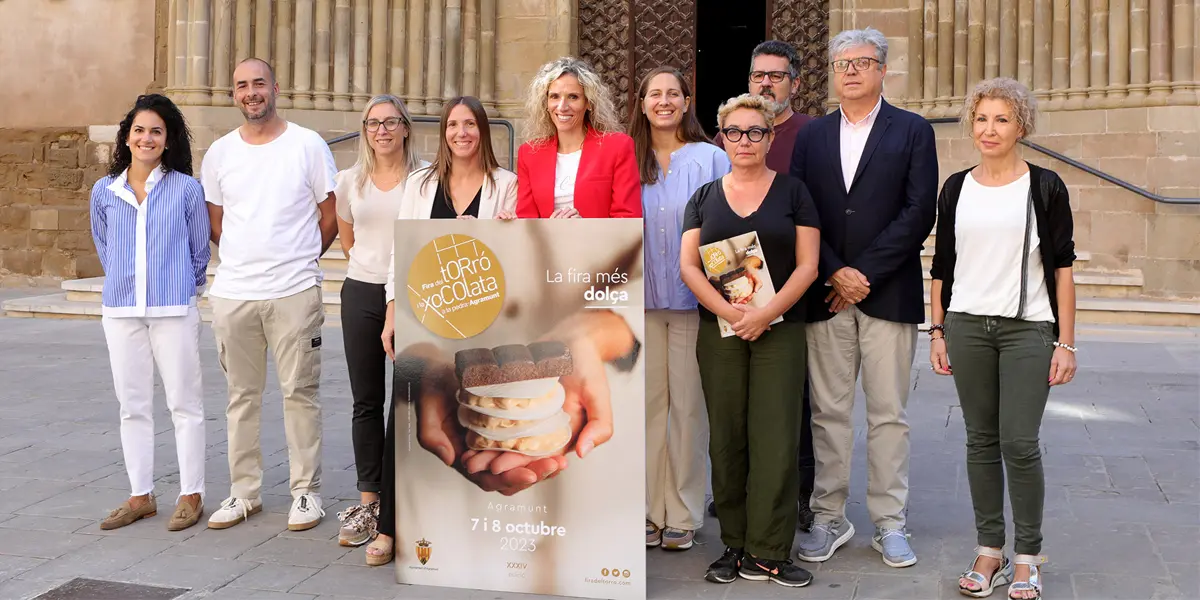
[1053,341,1077,353]
[928,324,944,336]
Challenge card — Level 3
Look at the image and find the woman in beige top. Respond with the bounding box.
[332,94,429,550]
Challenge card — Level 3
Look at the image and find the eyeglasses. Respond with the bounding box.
[749,70,790,83]
[721,126,769,143]
[831,57,881,73]
[364,117,404,132]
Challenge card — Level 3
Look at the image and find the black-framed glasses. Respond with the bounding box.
[364,117,404,132]
[831,56,881,73]
[749,70,790,83]
[721,126,769,143]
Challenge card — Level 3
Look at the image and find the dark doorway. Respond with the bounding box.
[695,1,768,137]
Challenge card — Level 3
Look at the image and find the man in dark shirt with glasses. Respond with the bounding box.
[714,40,815,174]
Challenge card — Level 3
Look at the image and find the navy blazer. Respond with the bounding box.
[789,99,938,324]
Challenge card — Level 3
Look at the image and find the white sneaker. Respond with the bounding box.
[208,496,262,529]
[288,493,325,531]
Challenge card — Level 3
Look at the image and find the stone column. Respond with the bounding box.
[1087,0,1108,107]
[1065,0,1089,108]
[937,0,955,113]
[480,0,497,112]
[235,0,252,61]
[254,0,273,61]
[1108,0,1130,105]
[464,0,480,97]
[352,0,369,110]
[211,0,234,106]
[923,0,939,112]
[444,0,463,100]
[968,0,985,87]
[1128,0,1149,101]
[426,0,446,114]
[276,0,295,108]
[985,0,1001,79]
[406,0,428,113]
[390,0,408,97]
[954,0,968,96]
[1147,0,1171,103]
[314,0,334,110]
[294,0,315,109]
[1034,0,1052,97]
[184,0,211,105]
[1049,0,1070,108]
[1169,0,1195,103]
[168,0,189,99]
[999,0,1016,78]
[333,0,352,110]
[1018,0,1034,87]
[371,0,388,98]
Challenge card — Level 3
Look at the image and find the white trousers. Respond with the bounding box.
[645,309,708,530]
[102,308,206,498]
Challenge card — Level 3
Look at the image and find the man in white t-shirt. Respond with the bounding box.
[202,58,338,532]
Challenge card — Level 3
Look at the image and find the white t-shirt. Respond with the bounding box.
[334,163,428,285]
[949,171,1054,322]
[202,122,337,300]
[553,149,582,211]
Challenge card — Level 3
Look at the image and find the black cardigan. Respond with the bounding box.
[929,162,1076,334]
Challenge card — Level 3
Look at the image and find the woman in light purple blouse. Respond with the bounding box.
[630,66,731,551]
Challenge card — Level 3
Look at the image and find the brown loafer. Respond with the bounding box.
[100,496,157,530]
[167,498,204,531]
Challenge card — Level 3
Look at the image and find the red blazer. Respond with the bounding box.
[516,128,642,218]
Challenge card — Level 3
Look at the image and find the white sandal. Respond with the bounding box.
[959,546,1013,598]
[1009,554,1046,600]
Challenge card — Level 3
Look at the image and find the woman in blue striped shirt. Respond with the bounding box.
[630,66,731,552]
[89,94,210,532]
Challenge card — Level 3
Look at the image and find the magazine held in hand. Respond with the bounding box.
[699,231,782,337]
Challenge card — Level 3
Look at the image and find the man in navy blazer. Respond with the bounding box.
[789,27,938,569]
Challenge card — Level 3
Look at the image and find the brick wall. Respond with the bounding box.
[0,128,111,285]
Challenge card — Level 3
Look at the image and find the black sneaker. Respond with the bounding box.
[704,546,743,584]
[738,557,813,587]
[707,500,717,518]
[797,502,815,533]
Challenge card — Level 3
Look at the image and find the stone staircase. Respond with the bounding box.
[5,237,1200,326]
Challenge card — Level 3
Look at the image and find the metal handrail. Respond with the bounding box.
[325,115,518,171]
[926,116,1200,205]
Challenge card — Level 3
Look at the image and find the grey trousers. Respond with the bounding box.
[945,311,1055,555]
[806,306,917,529]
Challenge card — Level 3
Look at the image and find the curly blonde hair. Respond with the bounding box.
[523,57,623,144]
[961,77,1038,138]
[717,94,777,131]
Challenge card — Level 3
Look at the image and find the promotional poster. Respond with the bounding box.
[390,219,646,600]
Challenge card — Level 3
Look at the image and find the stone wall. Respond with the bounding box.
[934,106,1200,299]
[0,129,112,286]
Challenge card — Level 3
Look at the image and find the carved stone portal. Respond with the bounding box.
[578,0,829,121]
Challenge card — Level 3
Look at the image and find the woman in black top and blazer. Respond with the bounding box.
[928,78,1076,600]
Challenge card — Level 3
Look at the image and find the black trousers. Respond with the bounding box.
[341,277,391,494]
[799,378,815,502]
[379,381,398,537]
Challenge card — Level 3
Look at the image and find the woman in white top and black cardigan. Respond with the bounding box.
[333,94,428,549]
[928,78,1077,600]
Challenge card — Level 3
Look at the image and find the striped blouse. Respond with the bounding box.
[89,168,211,318]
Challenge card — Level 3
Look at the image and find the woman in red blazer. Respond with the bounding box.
[516,57,642,219]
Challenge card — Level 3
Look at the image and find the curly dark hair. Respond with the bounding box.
[108,94,194,178]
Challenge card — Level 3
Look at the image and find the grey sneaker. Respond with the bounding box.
[661,527,694,550]
[337,500,379,547]
[646,520,662,547]
[797,519,855,562]
[871,527,917,567]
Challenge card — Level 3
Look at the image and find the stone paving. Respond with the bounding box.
[0,302,1196,600]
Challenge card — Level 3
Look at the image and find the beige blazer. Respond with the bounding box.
[396,166,518,220]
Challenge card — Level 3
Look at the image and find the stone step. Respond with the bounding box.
[921,294,1200,327]
[921,265,1140,298]
[56,278,342,315]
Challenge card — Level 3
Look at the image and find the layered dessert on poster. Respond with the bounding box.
[699,231,783,337]
[390,219,646,600]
